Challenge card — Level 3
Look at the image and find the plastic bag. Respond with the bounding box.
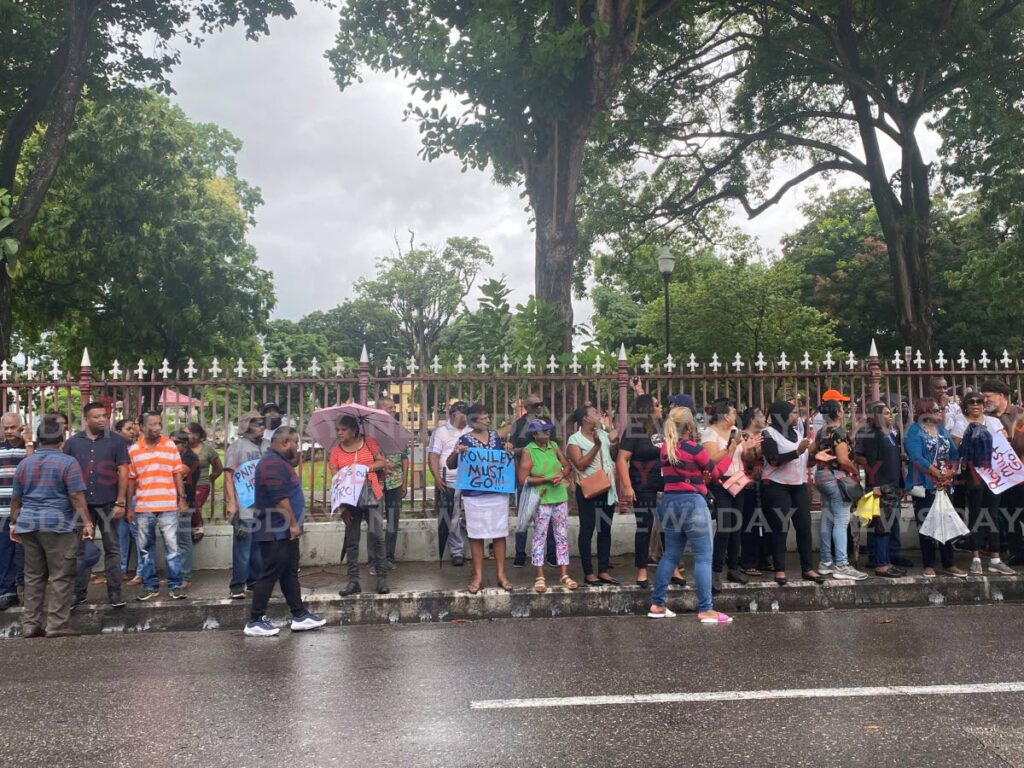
[854,493,880,524]
[516,484,541,533]
[918,490,971,543]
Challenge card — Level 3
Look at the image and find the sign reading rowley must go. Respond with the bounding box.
[455,448,515,494]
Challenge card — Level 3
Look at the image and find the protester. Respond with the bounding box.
[981,380,1024,564]
[186,422,221,523]
[702,398,756,590]
[259,402,293,452]
[762,401,824,585]
[427,401,469,566]
[128,411,189,600]
[0,412,31,611]
[506,394,558,569]
[854,403,906,579]
[224,412,265,599]
[617,394,665,587]
[172,430,199,589]
[810,389,851,434]
[952,391,1015,575]
[447,404,514,593]
[811,400,867,580]
[737,407,771,575]
[517,420,576,593]
[648,406,732,623]
[64,402,130,608]
[567,404,619,587]
[332,414,389,596]
[9,414,89,637]
[244,426,326,637]
[375,397,408,571]
[115,418,140,583]
[931,377,965,435]
[904,398,965,578]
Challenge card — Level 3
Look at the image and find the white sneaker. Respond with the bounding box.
[290,611,327,631]
[647,608,677,619]
[243,617,280,637]
[817,561,835,575]
[832,565,868,581]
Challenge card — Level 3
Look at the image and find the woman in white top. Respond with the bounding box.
[567,405,619,587]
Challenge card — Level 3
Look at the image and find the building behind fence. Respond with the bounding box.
[3,342,1022,518]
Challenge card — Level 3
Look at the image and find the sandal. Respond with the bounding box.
[741,568,763,577]
[534,576,547,594]
[468,581,482,594]
[499,579,514,592]
[559,575,578,591]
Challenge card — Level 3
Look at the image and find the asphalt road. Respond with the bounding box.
[3,606,1024,768]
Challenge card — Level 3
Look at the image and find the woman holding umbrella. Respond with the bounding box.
[331,414,390,596]
[447,403,515,593]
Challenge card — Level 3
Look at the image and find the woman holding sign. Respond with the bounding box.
[447,403,514,594]
[331,415,390,596]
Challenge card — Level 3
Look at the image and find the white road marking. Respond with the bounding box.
[470,682,1024,710]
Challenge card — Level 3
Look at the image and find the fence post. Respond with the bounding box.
[79,348,92,406]
[868,339,881,403]
[617,344,629,432]
[358,345,370,406]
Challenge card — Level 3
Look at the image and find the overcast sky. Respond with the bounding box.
[169,1,938,332]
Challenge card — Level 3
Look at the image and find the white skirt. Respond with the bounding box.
[462,493,510,540]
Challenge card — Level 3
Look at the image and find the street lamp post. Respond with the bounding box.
[658,247,676,360]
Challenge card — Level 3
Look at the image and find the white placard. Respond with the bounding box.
[975,431,1024,496]
[331,464,370,513]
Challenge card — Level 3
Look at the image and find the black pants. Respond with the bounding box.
[383,487,402,562]
[576,487,613,576]
[761,481,814,573]
[74,504,121,602]
[710,485,741,573]
[633,493,658,569]
[1002,486,1024,560]
[966,483,1002,554]
[343,504,386,581]
[738,484,770,570]
[250,538,305,622]
[914,491,955,570]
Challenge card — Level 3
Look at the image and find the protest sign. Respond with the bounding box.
[232,459,259,510]
[455,448,515,494]
[331,464,370,513]
[976,431,1024,495]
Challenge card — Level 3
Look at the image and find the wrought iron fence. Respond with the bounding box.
[3,342,1023,520]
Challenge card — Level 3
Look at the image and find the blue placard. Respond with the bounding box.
[233,458,259,509]
[455,448,515,494]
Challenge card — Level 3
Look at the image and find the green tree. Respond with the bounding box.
[0,0,312,359]
[14,90,275,367]
[354,235,493,368]
[437,278,515,364]
[328,0,697,352]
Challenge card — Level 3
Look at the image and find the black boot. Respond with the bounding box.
[338,581,361,597]
[377,575,390,595]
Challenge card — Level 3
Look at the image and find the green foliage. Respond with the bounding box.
[0,189,17,277]
[509,296,565,359]
[13,90,275,367]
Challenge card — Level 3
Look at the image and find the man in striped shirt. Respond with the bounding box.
[0,412,31,611]
[127,411,188,601]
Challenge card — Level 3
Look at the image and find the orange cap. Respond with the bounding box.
[822,389,850,402]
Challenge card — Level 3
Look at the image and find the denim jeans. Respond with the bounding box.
[119,517,139,575]
[0,516,24,596]
[815,473,851,567]
[177,512,193,582]
[652,492,714,612]
[870,486,901,568]
[230,517,262,591]
[384,487,403,562]
[136,512,181,591]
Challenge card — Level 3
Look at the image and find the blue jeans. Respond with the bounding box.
[119,517,139,574]
[870,486,901,568]
[136,512,181,591]
[230,517,262,591]
[652,492,714,612]
[177,512,193,582]
[815,474,851,567]
[0,517,24,595]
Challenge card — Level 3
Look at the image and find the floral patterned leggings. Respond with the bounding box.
[532,502,570,567]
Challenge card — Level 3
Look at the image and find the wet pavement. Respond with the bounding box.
[3,604,1024,767]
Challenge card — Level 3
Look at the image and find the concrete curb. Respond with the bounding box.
[3,575,1023,638]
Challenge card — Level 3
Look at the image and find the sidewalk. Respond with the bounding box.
[2,552,1022,638]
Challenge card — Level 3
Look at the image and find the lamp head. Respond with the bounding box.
[658,246,676,277]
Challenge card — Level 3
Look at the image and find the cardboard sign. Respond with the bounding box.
[976,431,1024,496]
[331,464,370,513]
[455,448,515,494]
[232,459,259,510]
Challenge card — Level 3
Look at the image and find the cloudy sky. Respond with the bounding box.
[169,1,937,330]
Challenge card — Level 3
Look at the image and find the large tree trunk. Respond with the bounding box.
[0,0,96,362]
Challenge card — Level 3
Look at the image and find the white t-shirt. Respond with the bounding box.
[428,421,469,487]
[951,415,1004,440]
[943,401,966,435]
[701,427,734,476]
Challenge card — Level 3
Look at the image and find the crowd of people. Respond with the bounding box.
[1,374,1021,637]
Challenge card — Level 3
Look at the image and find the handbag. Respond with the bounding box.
[579,468,612,500]
[722,445,752,497]
[835,471,865,504]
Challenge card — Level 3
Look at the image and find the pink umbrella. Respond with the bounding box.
[307,403,414,455]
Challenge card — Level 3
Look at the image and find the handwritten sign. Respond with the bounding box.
[976,432,1024,495]
[331,464,370,513]
[456,448,515,494]
[232,459,259,512]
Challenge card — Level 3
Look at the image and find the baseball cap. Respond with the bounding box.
[668,393,696,411]
[526,419,554,433]
[448,400,469,414]
[260,402,281,415]
[821,389,850,402]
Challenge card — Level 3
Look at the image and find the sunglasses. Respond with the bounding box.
[965,398,984,405]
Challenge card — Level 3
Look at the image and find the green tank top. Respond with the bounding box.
[525,442,568,504]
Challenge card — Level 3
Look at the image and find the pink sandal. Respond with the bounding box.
[699,612,733,624]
